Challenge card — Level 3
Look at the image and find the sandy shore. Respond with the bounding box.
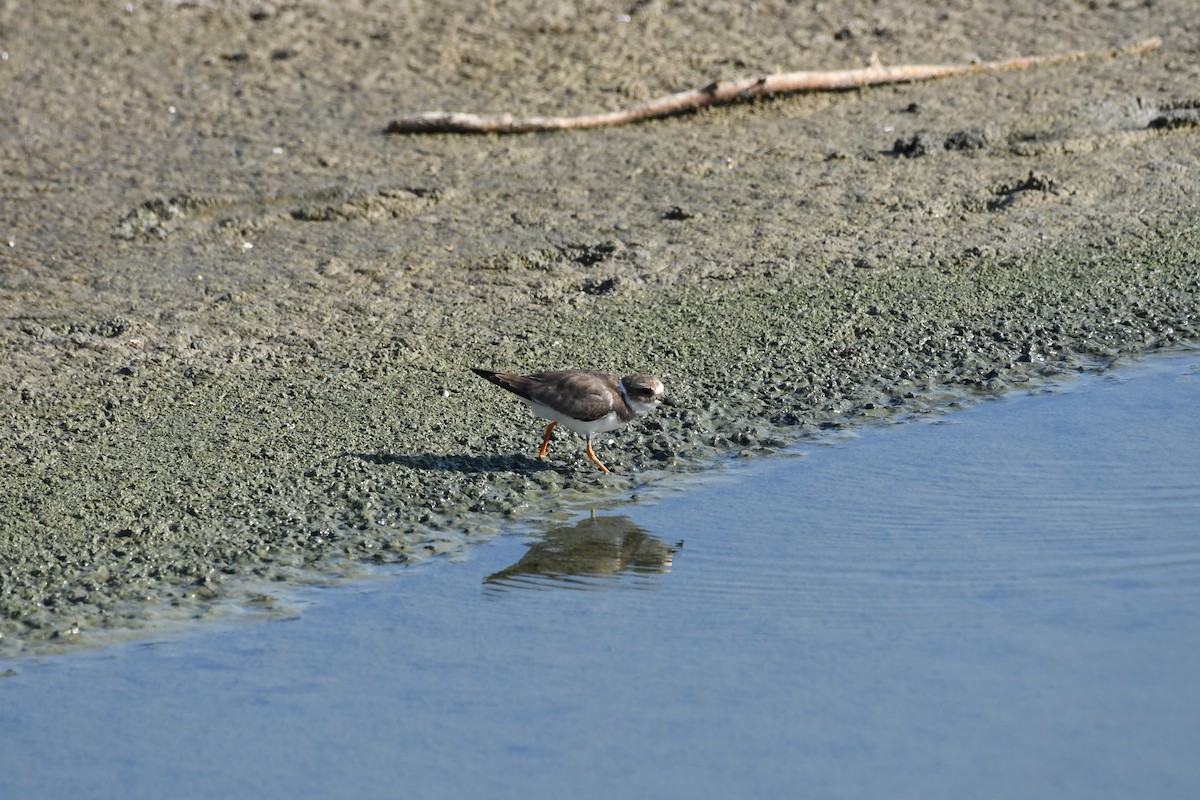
[2,1,1197,654]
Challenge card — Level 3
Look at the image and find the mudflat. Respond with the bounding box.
[2,1,1197,654]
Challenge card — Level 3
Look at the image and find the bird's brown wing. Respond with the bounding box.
[472,368,619,422]
[526,370,619,422]
[471,368,543,401]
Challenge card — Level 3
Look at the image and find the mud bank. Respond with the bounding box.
[2,1,1197,654]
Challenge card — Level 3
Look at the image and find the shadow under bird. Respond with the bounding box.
[471,368,674,473]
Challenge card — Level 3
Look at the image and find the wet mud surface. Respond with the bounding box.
[2,1,1198,654]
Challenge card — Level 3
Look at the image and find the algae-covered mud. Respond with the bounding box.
[2,1,1197,654]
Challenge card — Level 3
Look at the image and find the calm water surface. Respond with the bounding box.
[3,350,1199,799]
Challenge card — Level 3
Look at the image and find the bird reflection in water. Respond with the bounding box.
[484,514,679,592]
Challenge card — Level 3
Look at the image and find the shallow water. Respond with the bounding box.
[2,350,1198,799]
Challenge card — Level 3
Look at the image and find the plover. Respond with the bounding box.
[471,368,674,473]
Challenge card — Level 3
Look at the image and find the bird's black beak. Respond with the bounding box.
[661,396,676,408]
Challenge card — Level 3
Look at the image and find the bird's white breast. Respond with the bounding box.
[523,400,625,435]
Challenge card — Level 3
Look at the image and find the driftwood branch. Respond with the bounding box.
[386,37,1161,135]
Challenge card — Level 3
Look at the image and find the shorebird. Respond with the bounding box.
[471,368,674,473]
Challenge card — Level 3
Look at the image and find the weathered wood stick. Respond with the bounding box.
[386,37,1161,135]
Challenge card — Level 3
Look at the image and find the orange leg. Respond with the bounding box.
[537,422,557,458]
[585,437,611,474]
